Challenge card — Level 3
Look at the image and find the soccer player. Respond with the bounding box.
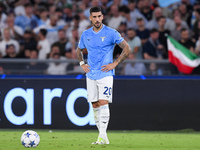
[76,6,131,145]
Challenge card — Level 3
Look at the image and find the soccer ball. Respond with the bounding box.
[21,130,40,148]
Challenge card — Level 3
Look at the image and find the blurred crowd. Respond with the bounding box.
[0,0,200,75]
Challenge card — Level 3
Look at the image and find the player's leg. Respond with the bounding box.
[95,76,113,144]
[86,78,100,132]
[91,100,109,145]
[98,99,110,144]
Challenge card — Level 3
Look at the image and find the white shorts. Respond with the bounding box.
[86,76,113,103]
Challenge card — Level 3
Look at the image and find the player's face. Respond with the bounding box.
[89,11,103,29]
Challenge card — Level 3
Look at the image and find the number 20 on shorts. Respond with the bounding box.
[103,86,112,95]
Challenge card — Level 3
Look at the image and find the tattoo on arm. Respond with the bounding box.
[116,40,131,64]
[76,47,84,62]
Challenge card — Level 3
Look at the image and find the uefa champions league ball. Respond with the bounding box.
[21,130,40,148]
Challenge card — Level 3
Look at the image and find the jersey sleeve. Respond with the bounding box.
[113,30,124,44]
[78,32,85,49]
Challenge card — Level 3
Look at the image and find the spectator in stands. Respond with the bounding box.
[66,14,80,39]
[146,7,173,30]
[166,9,189,32]
[23,30,37,50]
[0,28,20,57]
[23,50,47,75]
[137,0,144,13]
[119,5,136,29]
[146,62,163,75]
[37,7,49,27]
[108,5,125,30]
[80,0,90,13]
[127,28,142,59]
[63,3,73,23]
[107,0,129,7]
[179,3,191,27]
[122,53,147,75]
[2,45,23,74]
[77,9,91,37]
[48,4,56,17]
[190,1,200,29]
[179,28,195,53]
[55,7,66,26]
[3,44,20,58]
[157,16,170,54]
[52,29,69,57]
[84,0,100,19]
[15,3,38,31]
[117,21,127,35]
[2,15,23,41]
[143,28,166,59]
[99,0,109,12]
[14,0,28,16]
[119,5,145,29]
[128,0,138,14]
[140,0,153,21]
[68,28,79,59]
[136,17,150,45]
[34,14,67,45]
[0,4,7,29]
[47,46,68,75]
[195,34,200,56]
[49,45,60,58]
[182,0,193,14]
[23,48,31,58]
[193,8,200,35]
[37,29,50,60]
[170,16,190,41]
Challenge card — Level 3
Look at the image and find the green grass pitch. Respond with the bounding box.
[0,129,200,150]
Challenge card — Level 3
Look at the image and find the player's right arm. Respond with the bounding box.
[76,47,90,73]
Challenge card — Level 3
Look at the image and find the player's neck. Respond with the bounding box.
[93,24,103,32]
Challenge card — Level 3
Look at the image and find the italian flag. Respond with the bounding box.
[167,36,200,74]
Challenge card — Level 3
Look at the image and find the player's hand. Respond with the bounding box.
[81,64,90,73]
[101,62,118,72]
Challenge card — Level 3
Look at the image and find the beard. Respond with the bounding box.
[93,21,102,28]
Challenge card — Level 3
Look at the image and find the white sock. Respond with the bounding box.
[99,104,110,139]
[93,107,100,132]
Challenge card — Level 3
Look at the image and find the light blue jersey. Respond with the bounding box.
[78,24,124,80]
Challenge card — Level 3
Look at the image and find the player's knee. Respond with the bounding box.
[99,100,109,106]
[92,101,100,108]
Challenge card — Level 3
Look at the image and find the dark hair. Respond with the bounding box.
[150,28,158,34]
[31,49,38,54]
[119,5,130,14]
[6,44,15,49]
[24,30,31,34]
[39,6,47,13]
[56,7,63,12]
[128,0,136,3]
[73,14,80,21]
[24,3,32,8]
[39,29,47,36]
[136,17,143,21]
[180,28,188,33]
[157,16,165,22]
[90,6,103,14]
[58,29,65,33]
[195,8,200,15]
[127,28,135,32]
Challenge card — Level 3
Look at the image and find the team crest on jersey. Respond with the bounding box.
[101,37,106,41]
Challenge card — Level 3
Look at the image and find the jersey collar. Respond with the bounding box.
[92,24,105,34]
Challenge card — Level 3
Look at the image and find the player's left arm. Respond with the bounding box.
[101,40,131,72]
